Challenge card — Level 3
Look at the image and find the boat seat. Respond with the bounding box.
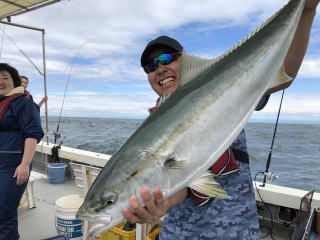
[20,171,47,209]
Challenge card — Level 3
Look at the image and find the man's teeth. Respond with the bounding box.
[160,77,174,86]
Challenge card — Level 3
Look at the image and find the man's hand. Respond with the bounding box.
[122,187,166,224]
[122,187,188,224]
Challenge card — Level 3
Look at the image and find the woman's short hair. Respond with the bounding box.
[0,63,21,87]
[20,75,29,83]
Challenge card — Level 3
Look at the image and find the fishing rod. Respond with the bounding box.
[255,90,286,240]
[261,89,285,187]
[51,42,89,163]
[54,42,89,146]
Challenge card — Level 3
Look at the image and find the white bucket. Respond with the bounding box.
[55,195,84,240]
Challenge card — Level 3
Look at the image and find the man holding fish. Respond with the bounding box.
[122,0,319,239]
[76,0,319,239]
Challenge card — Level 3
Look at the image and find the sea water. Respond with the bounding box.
[44,117,319,192]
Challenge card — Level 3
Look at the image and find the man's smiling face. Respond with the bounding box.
[147,48,181,97]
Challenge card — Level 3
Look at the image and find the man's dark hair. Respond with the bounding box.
[0,63,21,87]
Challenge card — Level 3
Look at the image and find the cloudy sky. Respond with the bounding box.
[0,0,319,123]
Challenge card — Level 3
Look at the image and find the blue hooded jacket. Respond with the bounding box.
[0,95,44,170]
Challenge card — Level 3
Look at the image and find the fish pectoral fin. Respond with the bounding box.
[189,172,229,199]
[159,157,188,169]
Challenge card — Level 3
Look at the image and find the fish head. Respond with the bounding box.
[76,130,179,237]
[76,183,132,236]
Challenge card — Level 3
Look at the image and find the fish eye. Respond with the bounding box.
[101,191,118,207]
[106,199,114,205]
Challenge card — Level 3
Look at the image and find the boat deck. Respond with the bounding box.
[18,175,299,240]
[18,179,82,240]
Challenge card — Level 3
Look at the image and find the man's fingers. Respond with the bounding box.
[122,208,149,224]
[141,188,165,219]
[122,208,141,224]
[140,188,158,216]
[123,188,167,224]
[154,189,165,209]
[123,206,153,224]
[129,195,154,223]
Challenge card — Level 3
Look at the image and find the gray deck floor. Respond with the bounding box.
[18,179,82,240]
[18,176,293,240]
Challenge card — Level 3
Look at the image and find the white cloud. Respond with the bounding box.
[34,91,157,118]
[1,0,290,76]
[251,93,320,123]
[34,90,320,123]
[299,56,320,78]
[2,0,319,122]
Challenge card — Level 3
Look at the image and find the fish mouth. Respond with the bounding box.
[86,214,127,237]
[88,222,112,237]
[78,213,112,237]
[76,204,116,237]
[77,210,112,224]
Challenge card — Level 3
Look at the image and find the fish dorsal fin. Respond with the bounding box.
[180,52,217,86]
[179,0,302,87]
[214,0,301,63]
[189,172,229,199]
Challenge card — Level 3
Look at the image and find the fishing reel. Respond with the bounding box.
[264,171,279,183]
[50,131,64,163]
[52,131,64,147]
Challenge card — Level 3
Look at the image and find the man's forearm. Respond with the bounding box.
[284,8,316,78]
[165,188,188,210]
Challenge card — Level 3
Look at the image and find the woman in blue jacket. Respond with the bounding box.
[0,63,44,240]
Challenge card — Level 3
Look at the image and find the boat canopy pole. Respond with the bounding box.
[0,0,61,20]
[0,20,49,144]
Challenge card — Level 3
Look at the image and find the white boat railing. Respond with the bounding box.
[36,141,320,209]
[34,141,320,240]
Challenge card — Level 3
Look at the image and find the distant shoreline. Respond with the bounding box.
[41,115,320,125]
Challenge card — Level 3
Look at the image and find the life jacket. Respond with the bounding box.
[148,97,239,205]
[189,149,238,206]
[148,97,161,114]
[0,93,25,133]
[0,93,25,121]
[24,90,31,99]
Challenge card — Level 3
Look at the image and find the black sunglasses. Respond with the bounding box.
[144,52,181,73]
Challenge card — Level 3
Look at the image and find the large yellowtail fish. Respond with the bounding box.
[77,0,305,236]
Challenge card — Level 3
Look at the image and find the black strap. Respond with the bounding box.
[0,128,20,132]
[232,149,249,164]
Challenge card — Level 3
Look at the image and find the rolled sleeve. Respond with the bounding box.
[255,95,270,111]
[17,99,44,143]
[255,65,293,112]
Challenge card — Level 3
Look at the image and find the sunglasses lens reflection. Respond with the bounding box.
[145,53,180,73]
